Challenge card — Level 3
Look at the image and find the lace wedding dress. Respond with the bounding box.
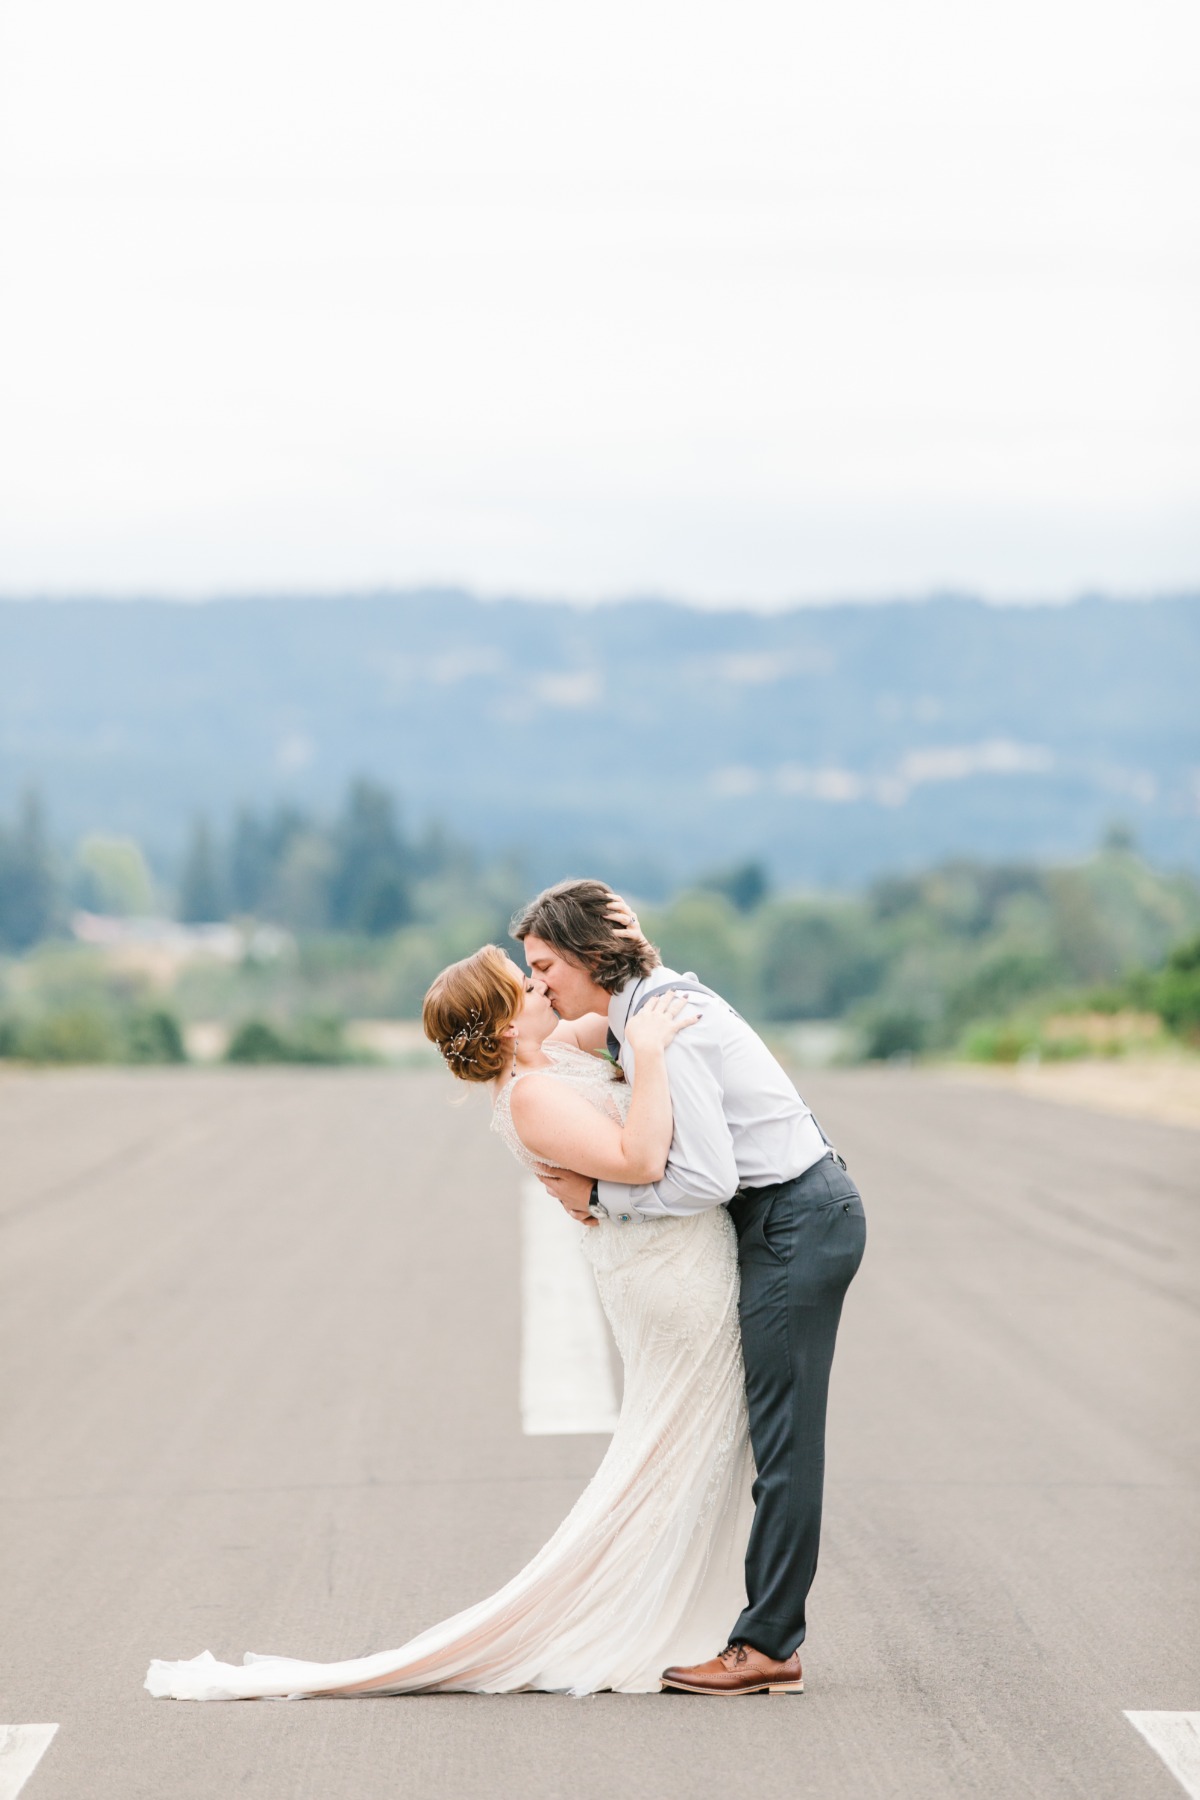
[146,1041,753,1700]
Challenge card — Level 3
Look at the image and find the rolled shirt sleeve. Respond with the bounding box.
[596,1005,739,1219]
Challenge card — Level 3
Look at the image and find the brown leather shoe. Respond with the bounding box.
[660,1642,803,1696]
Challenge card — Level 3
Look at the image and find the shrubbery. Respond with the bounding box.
[126,1008,187,1063]
[0,1004,187,1064]
[858,1008,930,1061]
[1151,935,1200,1040]
[225,1016,369,1065]
[961,1021,1092,1064]
[957,933,1200,1063]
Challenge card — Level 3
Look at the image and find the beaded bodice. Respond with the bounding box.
[490,1039,630,1170]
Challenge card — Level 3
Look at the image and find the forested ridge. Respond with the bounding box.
[3,591,1197,886]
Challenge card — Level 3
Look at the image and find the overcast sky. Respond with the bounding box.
[1,0,1196,603]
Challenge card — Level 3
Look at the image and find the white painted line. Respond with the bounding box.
[520,1177,619,1435]
[0,1726,59,1800]
[1125,1712,1200,1798]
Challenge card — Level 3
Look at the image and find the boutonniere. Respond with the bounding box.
[592,1046,626,1080]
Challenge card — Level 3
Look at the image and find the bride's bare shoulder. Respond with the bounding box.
[549,1011,610,1053]
[508,1068,579,1127]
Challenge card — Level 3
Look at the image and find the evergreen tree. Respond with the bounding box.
[228,808,271,915]
[700,860,769,914]
[328,780,413,934]
[177,817,225,923]
[0,791,59,950]
[228,804,309,915]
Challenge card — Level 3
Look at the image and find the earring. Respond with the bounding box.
[512,1030,519,1077]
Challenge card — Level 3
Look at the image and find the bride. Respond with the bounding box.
[146,943,754,1701]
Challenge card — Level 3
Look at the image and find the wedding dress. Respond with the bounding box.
[146,1041,753,1700]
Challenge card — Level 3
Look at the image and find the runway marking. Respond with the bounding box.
[1125,1712,1200,1797]
[0,1726,58,1799]
[520,1178,619,1435]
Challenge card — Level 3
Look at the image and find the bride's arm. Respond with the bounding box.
[510,996,696,1183]
[547,1011,611,1053]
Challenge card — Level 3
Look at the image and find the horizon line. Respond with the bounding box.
[2,585,1198,613]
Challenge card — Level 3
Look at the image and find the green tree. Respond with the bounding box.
[649,891,753,1012]
[178,818,225,923]
[328,780,413,935]
[758,901,883,1020]
[0,792,59,950]
[869,860,1044,940]
[228,808,272,914]
[224,1015,352,1064]
[273,832,334,931]
[1046,869,1120,984]
[859,1007,928,1060]
[228,804,309,915]
[125,1007,187,1063]
[19,1007,120,1063]
[225,1019,289,1062]
[1101,820,1137,855]
[1151,934,1200,1039]
[943,947,1061,1035]
[699,861,769,914]
[75,834,155,916]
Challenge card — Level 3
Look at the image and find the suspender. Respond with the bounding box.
[610,976,844,1167]
[607,974,727,1057]
[628,976,735,1016]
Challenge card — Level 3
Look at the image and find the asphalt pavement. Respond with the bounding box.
[1,1064,1196,1800]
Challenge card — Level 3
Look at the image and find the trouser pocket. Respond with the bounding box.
[799,1190,867,1298]
[758,1173,866,1271]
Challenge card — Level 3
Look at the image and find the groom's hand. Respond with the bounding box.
[534,1163,598,1226]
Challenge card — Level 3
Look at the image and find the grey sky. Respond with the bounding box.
[1,0,1196,602]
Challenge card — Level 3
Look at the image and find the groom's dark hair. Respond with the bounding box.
[511,879,661,994]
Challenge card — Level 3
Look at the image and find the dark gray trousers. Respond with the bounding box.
[727,1152,866,1660]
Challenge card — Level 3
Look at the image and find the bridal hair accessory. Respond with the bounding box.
[440,1008,496,1072]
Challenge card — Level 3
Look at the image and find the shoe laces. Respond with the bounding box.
[719,1643,749,1668]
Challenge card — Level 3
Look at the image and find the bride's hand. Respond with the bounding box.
[625,991,700,1056]
[605,892,650,948]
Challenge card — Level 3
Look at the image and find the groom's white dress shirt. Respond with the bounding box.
[596,966,829,1221]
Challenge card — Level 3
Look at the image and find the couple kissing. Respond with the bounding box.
[147,878,866,1702]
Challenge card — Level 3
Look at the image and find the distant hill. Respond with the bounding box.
[2,592,1197,891]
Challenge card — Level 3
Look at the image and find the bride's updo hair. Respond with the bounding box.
[422,945,525,1083]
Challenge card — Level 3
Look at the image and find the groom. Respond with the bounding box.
[513,878,867,1697]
